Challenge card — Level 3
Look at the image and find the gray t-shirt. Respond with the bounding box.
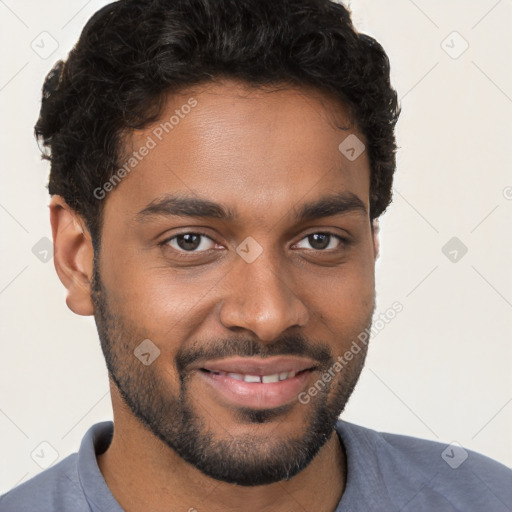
[1,420,511,511]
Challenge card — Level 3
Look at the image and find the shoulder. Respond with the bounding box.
[0,421,114,512]
[0,454,91,512]
[336,420,512,511]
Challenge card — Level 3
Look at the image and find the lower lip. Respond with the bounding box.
[197,369,314,409]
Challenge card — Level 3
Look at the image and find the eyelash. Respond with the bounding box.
[158,231,349,255]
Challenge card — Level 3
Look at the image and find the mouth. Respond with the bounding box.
[200,367,311,383]
[195,357,317,409]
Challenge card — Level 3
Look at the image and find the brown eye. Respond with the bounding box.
[165,233,216,252]
[295,233,343,251]
[308,233,329,250]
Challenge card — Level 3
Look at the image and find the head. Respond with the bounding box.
[38,0,399,487]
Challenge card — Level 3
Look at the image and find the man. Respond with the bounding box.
[1,0,510,510]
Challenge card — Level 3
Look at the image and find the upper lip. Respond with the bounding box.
[199,356,318,375]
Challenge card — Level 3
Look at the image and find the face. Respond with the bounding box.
[90,80,377,486]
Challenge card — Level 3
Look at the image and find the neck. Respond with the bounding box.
[97,386,347,512]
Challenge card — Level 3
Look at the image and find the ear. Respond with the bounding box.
[49,195,95,316]
[371,218,380,261]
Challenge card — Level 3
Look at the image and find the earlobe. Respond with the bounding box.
[49,196,95,316]
[371,219,380,261]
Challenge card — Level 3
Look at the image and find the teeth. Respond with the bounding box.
[227,373,244,381]
[243,374,262,383]
[208,369,299,383]
[262,374,280,383]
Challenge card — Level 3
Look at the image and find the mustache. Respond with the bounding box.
[176,333,333,374]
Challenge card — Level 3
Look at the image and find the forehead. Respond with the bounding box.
[106,79,370,226]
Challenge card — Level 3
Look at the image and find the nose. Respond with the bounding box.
[219,251,309,341]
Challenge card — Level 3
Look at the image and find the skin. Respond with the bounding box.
[50,79,379,512]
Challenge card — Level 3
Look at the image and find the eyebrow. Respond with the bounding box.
[135,195,236,222]
[135,191,367,223]
[295,192,367,221]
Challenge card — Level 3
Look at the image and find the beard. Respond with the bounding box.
[91,261,373,486]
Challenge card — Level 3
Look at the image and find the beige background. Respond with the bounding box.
[0,0,511,493]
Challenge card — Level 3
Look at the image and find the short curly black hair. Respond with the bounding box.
[35,0,400,251]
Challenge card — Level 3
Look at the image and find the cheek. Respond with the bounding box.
[99,234,204,318]
[303,249,375,339]
[310,273,374,328]
[100,254,220,357]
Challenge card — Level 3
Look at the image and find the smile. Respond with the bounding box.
[197,366,315,409]
[201,368,305,383]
